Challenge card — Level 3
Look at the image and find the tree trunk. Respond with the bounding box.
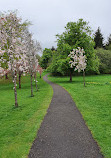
[35,72,38,91]
[19,72,21,89]
[31,73,33,97]
[14,76,18,107]
[83,70,85,87]
[5,73,8,79]
[70,71,72,82]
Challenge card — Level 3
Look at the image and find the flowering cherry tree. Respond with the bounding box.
[0,11,27,107]
[23,30,41,96]
[33,41,41,91]
[68,47,87,86]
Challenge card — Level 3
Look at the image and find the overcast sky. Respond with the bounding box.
[0,0,111,49]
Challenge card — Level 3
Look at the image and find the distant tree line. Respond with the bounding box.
[94,27,111,74]
[40,19,111,76]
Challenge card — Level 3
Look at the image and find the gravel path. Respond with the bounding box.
[28,75,103,158]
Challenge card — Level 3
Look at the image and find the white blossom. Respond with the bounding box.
[68,47,87,72]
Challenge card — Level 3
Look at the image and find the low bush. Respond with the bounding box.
[95,48,111,74]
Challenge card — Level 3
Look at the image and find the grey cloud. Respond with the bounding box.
[0,0,111,49]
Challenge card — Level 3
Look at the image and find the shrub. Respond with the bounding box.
[95,48,111,74]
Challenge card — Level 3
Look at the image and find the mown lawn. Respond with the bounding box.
[0,73,53,158]
[48,74,111,158]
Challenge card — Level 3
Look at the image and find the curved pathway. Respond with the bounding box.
[28,75,103,158]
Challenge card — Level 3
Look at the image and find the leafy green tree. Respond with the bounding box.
[94,27,104,49]
[40,48,52,69]
[49,19,99,76]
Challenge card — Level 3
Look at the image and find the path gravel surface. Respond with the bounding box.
[28,74,103,158]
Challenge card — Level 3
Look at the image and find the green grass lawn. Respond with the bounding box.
[0,73,53,158]
[48,74,111,158]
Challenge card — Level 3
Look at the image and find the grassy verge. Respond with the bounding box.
[48,74,111,158]
[0,73,53,158]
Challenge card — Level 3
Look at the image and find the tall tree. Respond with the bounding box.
[24,32,35,97]
[24,30,40,96]
[94,27,104,49]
